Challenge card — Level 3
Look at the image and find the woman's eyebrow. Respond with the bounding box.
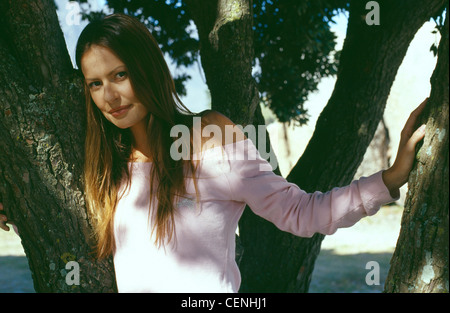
[85,65,126,81]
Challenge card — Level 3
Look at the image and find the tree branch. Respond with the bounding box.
[186,0,259,125]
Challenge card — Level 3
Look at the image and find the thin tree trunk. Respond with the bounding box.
[0,0,116,292]
[384,9,449,293]
[186,0,260,126]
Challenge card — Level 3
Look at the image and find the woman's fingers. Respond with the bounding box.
[402,99,428,135]
[0,221,10,231]
[399,98,428,150]
[399,98,428,157]
[406,124,427,152]
[386,99,429,191]
[0,214,10,231]
[0,202,11,231]
[395,123,426,182]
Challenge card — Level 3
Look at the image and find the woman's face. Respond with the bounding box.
[81,45,148,129]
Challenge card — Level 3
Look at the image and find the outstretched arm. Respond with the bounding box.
[201,101,428,237]
[382,98,428,198]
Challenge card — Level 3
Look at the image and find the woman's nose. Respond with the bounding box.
[103,83,119,104]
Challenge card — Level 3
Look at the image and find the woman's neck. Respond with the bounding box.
[130,116,152,162]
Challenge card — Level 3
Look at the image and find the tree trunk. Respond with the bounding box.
[0,0,116,292]
[185,0,260,126]
[237,0,446,292]
[384,9,448,293]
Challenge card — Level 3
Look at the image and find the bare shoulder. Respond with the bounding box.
[201,110,236,131]
[195,110,247,153]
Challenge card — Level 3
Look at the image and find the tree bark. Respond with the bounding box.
[0,0,116,292]
[384,9,448,293]
[185,0,260,126]
[237,0,446,292]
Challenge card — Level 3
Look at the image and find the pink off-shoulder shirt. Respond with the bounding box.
[113,139,398,293]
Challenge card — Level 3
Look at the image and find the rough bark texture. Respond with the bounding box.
[0,0,116,292]
[384,9,449,293]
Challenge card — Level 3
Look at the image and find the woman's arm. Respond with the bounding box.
[206,99,428,237]
[225,140,396,236]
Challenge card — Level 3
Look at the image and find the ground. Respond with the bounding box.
[0,204,402,293]
[0,227,35,293]
[309,204,402,293]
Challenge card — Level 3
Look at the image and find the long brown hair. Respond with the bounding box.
[76,13,201,258]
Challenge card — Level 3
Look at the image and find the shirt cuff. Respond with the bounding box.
[359,170,400,216]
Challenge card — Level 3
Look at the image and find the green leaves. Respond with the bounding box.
[253,0,347,125]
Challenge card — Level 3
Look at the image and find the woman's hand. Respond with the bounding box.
[382,98,428,198]
[0,202,13,231]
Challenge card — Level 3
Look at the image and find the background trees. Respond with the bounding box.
[0,0,447,292]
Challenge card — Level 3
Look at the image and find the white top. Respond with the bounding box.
[112,139,397,292]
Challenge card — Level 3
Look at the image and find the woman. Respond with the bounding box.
[1,13,427,292]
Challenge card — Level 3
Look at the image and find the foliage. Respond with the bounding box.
[430,7,447,56]
[252,0,348,124]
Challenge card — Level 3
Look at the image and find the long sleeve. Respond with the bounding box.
[224,139,399,237]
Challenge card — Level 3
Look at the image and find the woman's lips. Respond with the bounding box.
[109,104,132,117]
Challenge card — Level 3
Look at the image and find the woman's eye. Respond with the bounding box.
[116,71,127,79]
[88,81,101,89]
